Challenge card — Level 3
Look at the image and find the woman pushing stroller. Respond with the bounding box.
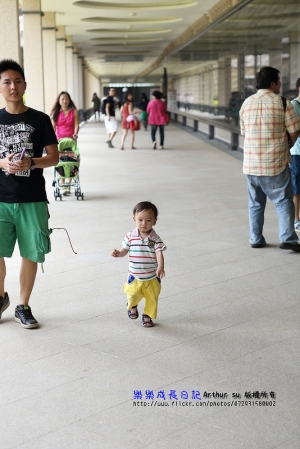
[51,92,79,195]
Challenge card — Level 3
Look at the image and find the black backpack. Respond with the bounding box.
[100,97,107,115]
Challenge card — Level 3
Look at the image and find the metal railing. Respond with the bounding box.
[168,109,241,151]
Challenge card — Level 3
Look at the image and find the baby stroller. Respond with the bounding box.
[53,137,84,200]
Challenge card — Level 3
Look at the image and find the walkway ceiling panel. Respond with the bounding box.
[40,0,222,80]
[39,0,300,81]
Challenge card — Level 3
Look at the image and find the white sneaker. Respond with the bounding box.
[294,221,300,232]
[160,146,164,150]
[152,141,157,150]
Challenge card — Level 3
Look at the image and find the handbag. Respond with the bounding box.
[140,111,149,120]
[126,114,135,122]
[129,118,140,131]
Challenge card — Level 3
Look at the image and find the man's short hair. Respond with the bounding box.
[0,59,25,81]
[133,201,158,219]
[256,66,280,90]
[296,78,300,91]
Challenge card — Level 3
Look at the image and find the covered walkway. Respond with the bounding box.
[0,122,299,448]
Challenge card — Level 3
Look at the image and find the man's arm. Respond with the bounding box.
[19,144,58,170]
[105,102,110,120]
[289,130,300,146]
[0,143,59,173]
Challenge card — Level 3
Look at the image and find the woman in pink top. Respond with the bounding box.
[147,90,169,150]
[51,91,79,140]
[51,92,79,194]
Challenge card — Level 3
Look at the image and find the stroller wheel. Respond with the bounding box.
[59,194,62,201]
[81,193,84,200]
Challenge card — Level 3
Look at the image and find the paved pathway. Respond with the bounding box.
[0,120,299,449]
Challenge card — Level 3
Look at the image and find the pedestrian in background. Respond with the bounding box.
[147,90,169,150]
[120,92,140,150]
[139,93,149,130]
[91,93,100,121]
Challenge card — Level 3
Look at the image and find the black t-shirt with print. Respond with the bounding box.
[0,107,58,203]
[106,96,115,116]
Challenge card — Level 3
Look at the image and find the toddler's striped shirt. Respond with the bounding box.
[122,227,166,281]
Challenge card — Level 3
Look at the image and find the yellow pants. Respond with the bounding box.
[123,277,161,319]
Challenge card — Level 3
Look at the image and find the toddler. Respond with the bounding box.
[111,201,166,327]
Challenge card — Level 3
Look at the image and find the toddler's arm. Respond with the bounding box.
[111,248,128,258]
[156,250,165,278]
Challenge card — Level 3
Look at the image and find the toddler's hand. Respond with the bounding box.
[156,267,165,278]
[111,249,120,257]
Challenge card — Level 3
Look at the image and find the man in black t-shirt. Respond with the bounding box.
[0,59,59,329]
[104,87,118,148]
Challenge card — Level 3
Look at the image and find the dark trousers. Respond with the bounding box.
[151,125,164,146]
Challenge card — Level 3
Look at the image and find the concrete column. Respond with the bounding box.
[0,0,20,62]
[0,0,20,107]
[72,45,79,107]
[22,0,45,111]
[290,32,300,90]
[66,36,74,99]
[269,39,282,73]
[231,58,238,92]
[208,65,214,108]
[56,26,67,94]
[23,0,45,112]
[77,56,84,110]
[199,71,204,107]
[238,53,245,103]
[218,58,231,108]
[203,69,210,107]
[42,12,58,115]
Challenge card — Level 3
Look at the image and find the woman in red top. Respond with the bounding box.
[120,92,139,150]
[51,92,79,194]
[147,90,169,150]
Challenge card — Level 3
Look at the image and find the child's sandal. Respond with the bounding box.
[142,314,154,328]
[127,305,139,319]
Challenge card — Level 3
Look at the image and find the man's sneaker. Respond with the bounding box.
[15,305,39,329]
[279,242,300,252]
[0,292,10,319]
[251,243,266,248]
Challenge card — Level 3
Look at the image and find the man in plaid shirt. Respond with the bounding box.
[240,66,300,251]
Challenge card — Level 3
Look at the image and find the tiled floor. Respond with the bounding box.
[0,119,299,449]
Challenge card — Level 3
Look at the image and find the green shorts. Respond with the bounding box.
[0,202,51,263]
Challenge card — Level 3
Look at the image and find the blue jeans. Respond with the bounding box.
[246,166,298,244]
[151,125,164,146]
